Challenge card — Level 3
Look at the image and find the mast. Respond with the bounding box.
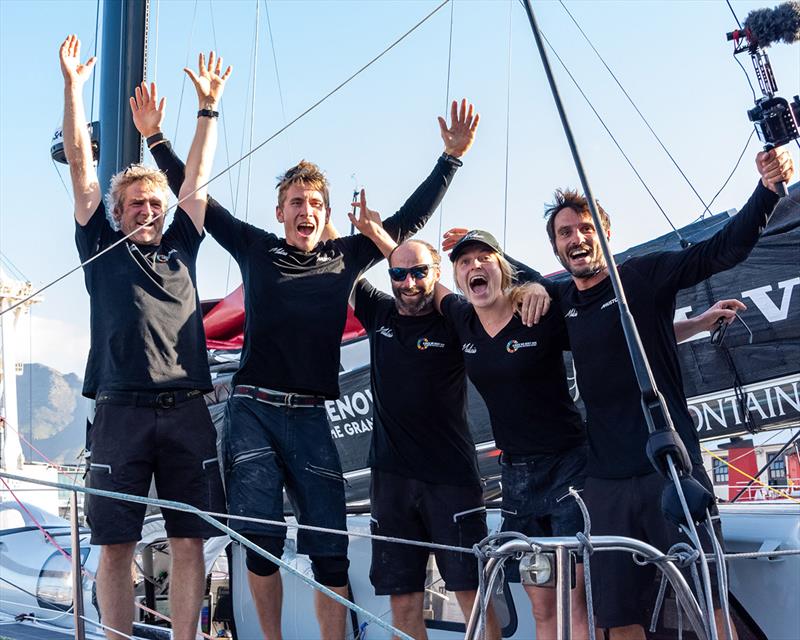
[97,0,149,191]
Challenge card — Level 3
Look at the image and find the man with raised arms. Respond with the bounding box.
[60,36,229,640]
[131,90,479,638]
[544,148,793,639]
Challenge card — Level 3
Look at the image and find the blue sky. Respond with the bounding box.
[0,0,798,376]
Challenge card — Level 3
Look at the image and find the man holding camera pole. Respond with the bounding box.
[543,147,793,639]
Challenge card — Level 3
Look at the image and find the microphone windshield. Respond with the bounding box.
[743,1,800,47]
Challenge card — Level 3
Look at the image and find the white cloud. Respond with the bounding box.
[13,315,89,377]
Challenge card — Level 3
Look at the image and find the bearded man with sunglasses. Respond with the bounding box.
[349,236,500,640]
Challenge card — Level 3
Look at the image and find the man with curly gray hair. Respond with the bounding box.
[60,34,231,640]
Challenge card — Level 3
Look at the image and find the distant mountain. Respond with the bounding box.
[15,363,89,465]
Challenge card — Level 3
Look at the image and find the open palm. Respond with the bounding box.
[184,51,232,107]
[59,35,96,86]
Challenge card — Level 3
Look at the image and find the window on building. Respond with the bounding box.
[767,453,787,486]
[712,457,729,485]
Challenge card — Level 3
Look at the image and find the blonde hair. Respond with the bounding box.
[454,251,518,295]
[276,160,330,209]
[104,164,169,229]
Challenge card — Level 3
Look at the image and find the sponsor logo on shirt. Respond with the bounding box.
[417,337,445,350]
[316,254,332,263]
[565,308,578,318]
[506,339,537,353]
[153,249,177,263]
[269,247,289,256]
[462,343,477,354]
[376,326,394,338]
[601,297,618,310]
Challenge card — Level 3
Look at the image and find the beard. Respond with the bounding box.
[559,244,606,280]
[392,283,435,316]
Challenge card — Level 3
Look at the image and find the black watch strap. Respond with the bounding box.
[145,132,165,148]
[197,108,220,118]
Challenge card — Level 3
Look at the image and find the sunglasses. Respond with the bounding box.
[388,263,437,282]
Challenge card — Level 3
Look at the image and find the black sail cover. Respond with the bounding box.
[206,187,799,503]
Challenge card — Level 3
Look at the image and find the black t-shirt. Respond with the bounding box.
[75,202,211,398]
[151,141,459,398]
[440,294,585,456]
[558,182,780,478]
[353,281,480,486]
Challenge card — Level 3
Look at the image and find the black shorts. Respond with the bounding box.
[369,469,487,595]
[500,444,587,539]
[87,393,226,545]
[583,466,723,629]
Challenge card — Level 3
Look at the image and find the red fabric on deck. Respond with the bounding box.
[203,284,365,349]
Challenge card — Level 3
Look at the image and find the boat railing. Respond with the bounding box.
[5,469,800,640]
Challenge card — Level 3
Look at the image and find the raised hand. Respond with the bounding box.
[696,299,747,332]
[438,98,480,158]
[442,227,469,253]
[348,189,384,237]
[184,51,232,110]
[510,282,551,326]
[130,82,165,138]
[59,35,96,86]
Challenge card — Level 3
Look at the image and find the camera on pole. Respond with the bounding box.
[727,1,800,196]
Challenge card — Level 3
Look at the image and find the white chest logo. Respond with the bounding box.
[376,326,394,338]
[462,343,477,354]
[601,297,618,310]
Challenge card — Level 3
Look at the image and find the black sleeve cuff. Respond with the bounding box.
[441,152,463,167]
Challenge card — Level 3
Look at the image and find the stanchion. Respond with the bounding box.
[70,490,86,640]
[556,546,572,640]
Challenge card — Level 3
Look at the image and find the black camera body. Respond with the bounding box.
[748,95,800,147]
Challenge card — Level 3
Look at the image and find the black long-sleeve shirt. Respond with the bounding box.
[557,182,780,478]
[353,280,480,485]
[150,142,460,397]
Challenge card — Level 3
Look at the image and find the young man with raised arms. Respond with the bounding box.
[131,90,479,638]
[60,36,230,640]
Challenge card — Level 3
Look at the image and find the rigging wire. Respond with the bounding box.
[89,0,101,122]
[725,0,743,29]
[502,0,513,249]
[171,0,199,146]
[539,30,686,243]
[243,0,261,225]
[224,4,263,293]
[698,128,756,219]
[50,159,74,203]
[557,1,711,219]
[208,0,239,211]
[207,0,243,296]
[0,251,28,281]
[264,0,290,151]
[436,0,456,246]
[1,0,451,319]
[152,0,160,84]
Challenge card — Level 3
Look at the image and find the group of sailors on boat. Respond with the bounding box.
[58,33,795,640]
